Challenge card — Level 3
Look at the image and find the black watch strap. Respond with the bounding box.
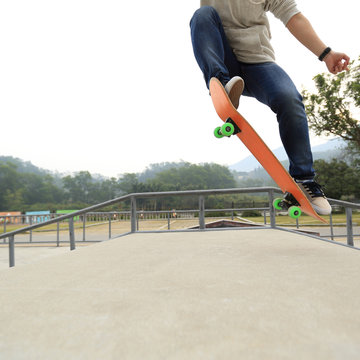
[319,47,331,61]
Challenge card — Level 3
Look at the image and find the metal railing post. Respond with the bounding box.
[131,196,137,233]
[268,190,276,228]
[69,218,76,250]
[108,213,112,239]
[9,235,15,268]
[82,214,86,241]
[329,213,334,241]
[199,196,205,230]
[57,222,60,247]
[345,207,354,246]
[29,216,33,243]
[2,218,6,243]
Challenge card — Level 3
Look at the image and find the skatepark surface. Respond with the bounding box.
[1,228,360,359]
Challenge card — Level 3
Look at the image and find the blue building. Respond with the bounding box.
[25,211,51,224]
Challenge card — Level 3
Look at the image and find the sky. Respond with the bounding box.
[0,0,358,177]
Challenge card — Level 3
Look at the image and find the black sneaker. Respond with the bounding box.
[296,180,332,215]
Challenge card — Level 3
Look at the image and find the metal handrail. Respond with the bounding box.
[1,187,359,268]
[0,187,280,240]
[328,198,360,209]
[327,198,360,247]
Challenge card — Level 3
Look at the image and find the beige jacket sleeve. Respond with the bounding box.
[199,0,300,63]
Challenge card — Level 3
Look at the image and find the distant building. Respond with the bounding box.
[56,210,79,222]
[0,212,22,224]
[25,211,51,224]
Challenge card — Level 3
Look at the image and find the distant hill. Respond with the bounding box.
[0,156,49,175]
[229,138,346,172]
[0,156,109,181]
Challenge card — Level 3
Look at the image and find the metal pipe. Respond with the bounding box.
[9,235,15,267]
[329,213,334,241]
[346,207,354,246]
[57,222,60,247]
[199,196,205,230]
[69,218,76,250]
[269,189,276,228]
[131,196,137,233]
[83,215,86,241]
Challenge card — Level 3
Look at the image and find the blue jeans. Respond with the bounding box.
[190,6,315,180]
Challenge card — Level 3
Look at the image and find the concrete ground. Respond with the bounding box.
[0,243,91,270]
[0,229,360,359]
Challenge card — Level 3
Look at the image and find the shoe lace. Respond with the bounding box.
[302,181,325,198]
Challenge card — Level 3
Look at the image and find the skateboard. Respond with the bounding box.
[209,77,327,223]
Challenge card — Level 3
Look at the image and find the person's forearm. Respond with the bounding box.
[286,12,350,74]
[286,13,327,57]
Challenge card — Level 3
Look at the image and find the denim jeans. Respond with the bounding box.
[190,6,315,180]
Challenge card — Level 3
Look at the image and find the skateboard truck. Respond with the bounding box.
[273,192,302,219]
[214,117,241,138]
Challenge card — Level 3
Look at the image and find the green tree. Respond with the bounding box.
[118,173,141,194]
[314,159,360,200]
[149,163,236,191]
[62,171,94,203]
[91,177,120,203]
[0,162,23,210]
[302,56,360,151]
[3,189,24,211]
[21,173,63,205]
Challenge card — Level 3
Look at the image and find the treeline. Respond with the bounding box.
[1,154,359,213]
[314,159,360,201]
[235,158,360,201]
[0,159,240,212]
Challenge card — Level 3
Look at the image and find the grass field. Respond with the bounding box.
[1,212,359,235]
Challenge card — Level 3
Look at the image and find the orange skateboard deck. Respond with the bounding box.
[210,77,326,223]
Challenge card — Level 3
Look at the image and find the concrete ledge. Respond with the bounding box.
[188,218,261,229]
[0,229,360,359]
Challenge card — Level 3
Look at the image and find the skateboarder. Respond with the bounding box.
[190,0,350,215]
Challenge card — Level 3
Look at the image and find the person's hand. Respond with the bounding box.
[324,51,350,74]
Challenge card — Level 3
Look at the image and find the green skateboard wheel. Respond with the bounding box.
[221,123,235,136]
[214,126,223,138]
[273,198,283,210]
[288,206,301,219]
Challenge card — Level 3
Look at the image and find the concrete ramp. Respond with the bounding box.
[1,229,360,359]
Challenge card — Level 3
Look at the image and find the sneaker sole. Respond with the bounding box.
[226,78,244,109]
